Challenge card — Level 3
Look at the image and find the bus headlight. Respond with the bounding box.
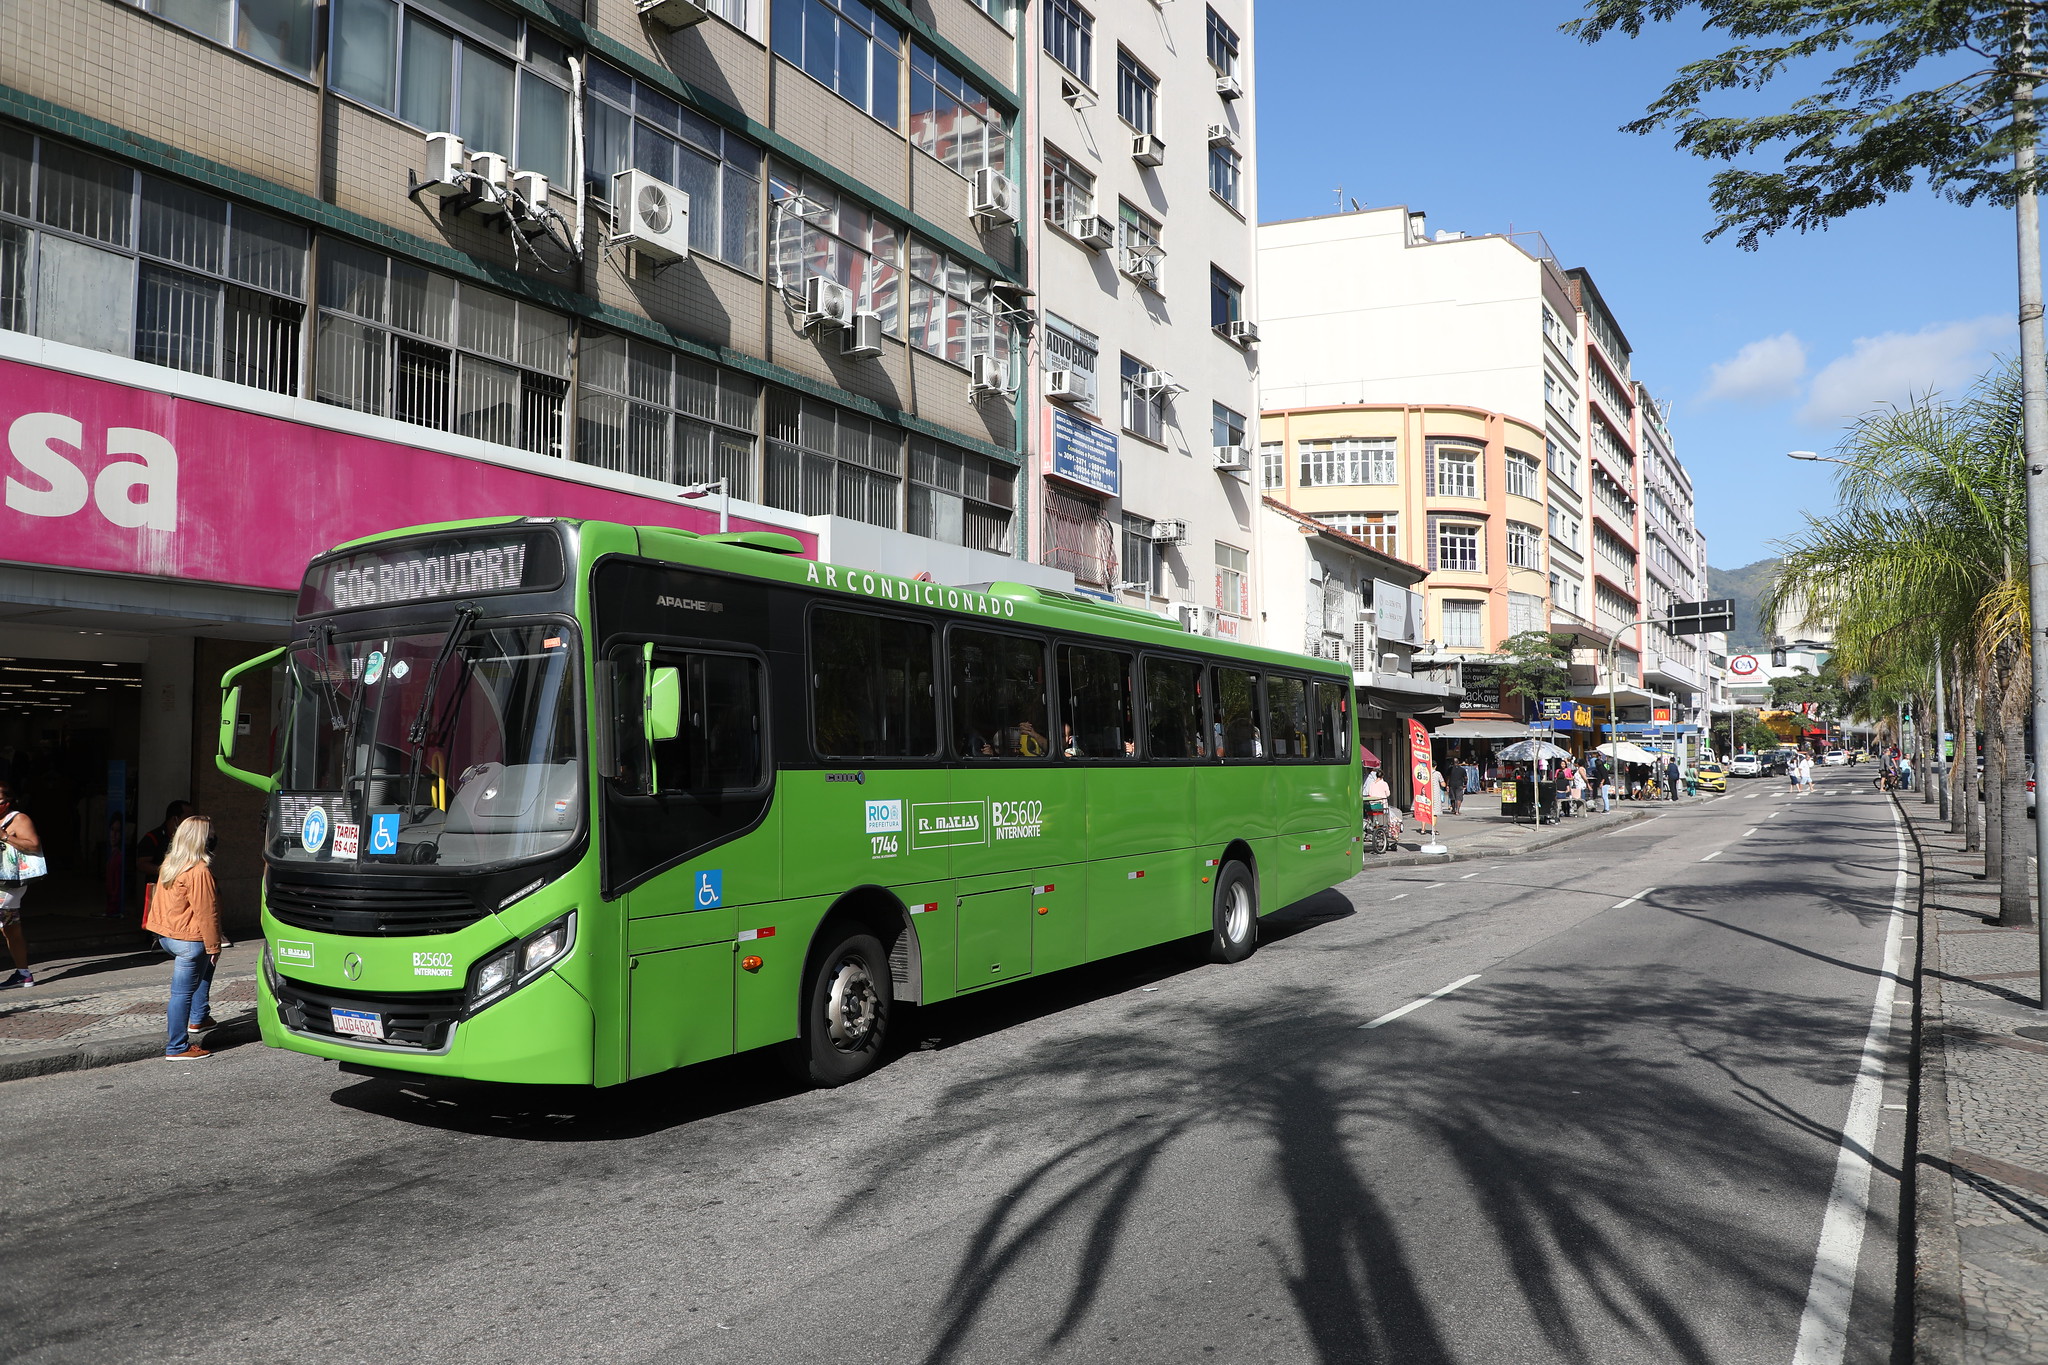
[522,919,571,975]
[470,947,517,1007]
[467,914,575,1013]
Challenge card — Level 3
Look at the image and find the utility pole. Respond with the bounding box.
[1935,653,1950,820]
[2018,62,2048,972]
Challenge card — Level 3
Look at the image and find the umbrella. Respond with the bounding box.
[1359,744,1382,768]
[1496,739,1572,762]
[1596,741,1662,764]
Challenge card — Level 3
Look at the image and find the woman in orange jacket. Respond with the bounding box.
[141,816,220,1061]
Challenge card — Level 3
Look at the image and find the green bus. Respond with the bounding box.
[216,517,1361,1088]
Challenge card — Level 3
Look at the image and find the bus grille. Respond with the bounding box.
[272,978,467,1050]
[267,875,487,937]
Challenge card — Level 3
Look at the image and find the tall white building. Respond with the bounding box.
[1026,0,1263,639]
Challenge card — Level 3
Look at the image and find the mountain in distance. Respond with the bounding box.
[1707,558,1779,653]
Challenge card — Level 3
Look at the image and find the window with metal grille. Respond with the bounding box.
[1436,521,1480,572]
[910,47,1008,178]
[1299,438,1395,487]
[314,238,569,454]
[1508,590,1543,636]
[1441,599,1483,648]
[576,330,759,496]
[771,0,902,126]
[586,58,761,272]
[0,130,307,396]
[909,439,1014,553]
[1043,146,1095,232]
[1043,484,1115,585]
[1116,48,1157,133]
[1434,447,1480,498]
[769,165,900,336]
[1043,0,1093,81]
[765,387,903,528]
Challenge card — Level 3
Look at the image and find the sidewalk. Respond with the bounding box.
[0,940,265,1081]
[1903,802,2048,1364]
[1360,788,1706,869]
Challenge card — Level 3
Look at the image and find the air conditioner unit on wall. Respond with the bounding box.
[971,352,1012,396]
[970,168,1019,225]
[1227,319,1260,345]
[609,169,691,262]
[1045,367,1092,404]
[466,152,509,214]
[1120,251,1160,288]
[1132,132,1166,167]
[1215,73,1244,101]
[418,132,467,198]
[637,0,709,27]
[802,275,857,330]
[1214,444,1251,474]
[1151,518,1187,546]
[1136,369,1184,397]
[1075,216,1116,251]
[840,312,884,359]
[1207,124,1236,148]
[1176,603,1216,635]
[509,170,550,233]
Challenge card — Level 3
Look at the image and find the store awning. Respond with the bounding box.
[1432,719,1532,740]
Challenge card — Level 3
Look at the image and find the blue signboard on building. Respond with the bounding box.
[1050,408,1120,496]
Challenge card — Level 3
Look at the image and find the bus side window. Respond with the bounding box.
[1265,675,1311,759]
[950,628,1051,759]
[601,650,653,795]
[1143,657,1206,760]
[1313,680,1352,761]
[1213,667,1264,759]
[810,608,939,759]
[1058,643,1135,758]
[652,654,764,795]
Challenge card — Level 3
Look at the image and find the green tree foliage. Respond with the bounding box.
[1492,632,1575,713]
[1768,663,1848,717]
[1567,1,2048,248]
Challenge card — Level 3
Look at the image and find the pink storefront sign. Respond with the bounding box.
[0,357,814,593]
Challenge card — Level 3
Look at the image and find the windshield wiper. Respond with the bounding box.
[402,603,479,815]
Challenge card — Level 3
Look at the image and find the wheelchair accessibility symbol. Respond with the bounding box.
[369,812,400,856]
[696,870,724,908]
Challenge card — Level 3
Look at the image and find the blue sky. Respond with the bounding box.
[1253,2,2018,568]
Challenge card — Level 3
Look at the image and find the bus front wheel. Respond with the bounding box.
[786,928,894,1087]
[1209,861,1258,964]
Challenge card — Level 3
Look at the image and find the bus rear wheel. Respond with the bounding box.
[786,928,893,1088]
[1209,861,1258,964]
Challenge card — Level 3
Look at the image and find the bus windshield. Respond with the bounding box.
[268,619,581,871]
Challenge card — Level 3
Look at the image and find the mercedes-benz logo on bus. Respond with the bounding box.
[343,953,363,981]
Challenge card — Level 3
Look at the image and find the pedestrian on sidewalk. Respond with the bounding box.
[1664,756,1681,802]
[0,780,42,990]
[1444,760,1466,816]
[1591,754,1612,812]
[135,800,194,924]
[141,815,220,1061]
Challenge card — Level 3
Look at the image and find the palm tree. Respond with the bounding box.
[1769,366,2033,926]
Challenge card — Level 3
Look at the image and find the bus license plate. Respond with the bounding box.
[330,1008,384,1040]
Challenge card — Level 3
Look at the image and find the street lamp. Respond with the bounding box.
[678,478,730,534]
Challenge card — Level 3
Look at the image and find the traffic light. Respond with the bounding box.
[1771,647,1787,668]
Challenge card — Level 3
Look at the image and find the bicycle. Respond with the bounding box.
[1364,800,1398,854]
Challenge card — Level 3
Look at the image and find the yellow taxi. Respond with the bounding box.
[1695,762,1728,793]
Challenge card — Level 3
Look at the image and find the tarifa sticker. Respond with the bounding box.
[804,562,1018,619]
[913,801,986,849]
[363,650,386,685]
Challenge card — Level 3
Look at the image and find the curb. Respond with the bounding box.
[1358,804,1658,872]
[0,1014,261,1084]
[1894,797,1965,1365]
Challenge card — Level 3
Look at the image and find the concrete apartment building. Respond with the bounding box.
[1257,205,1721,746]
[0,0,1065,914]
[1027,0,1261,639]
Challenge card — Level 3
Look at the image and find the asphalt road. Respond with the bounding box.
[4,777,1914,1365]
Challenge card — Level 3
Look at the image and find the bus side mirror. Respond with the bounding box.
[648,666,682,742]
[216,647,284,793]
[219,686,242,760]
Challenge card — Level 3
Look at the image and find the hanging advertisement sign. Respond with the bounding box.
[1407,718,1435,827]
[1048,408,1120,496]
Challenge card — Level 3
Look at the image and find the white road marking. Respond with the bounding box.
[1423,882,1446,890]
[1390,893,1409,901]
[1701,850,1723,861]
[1610,887,1655,909]
[1744,828,1759,837]
[1745,794,1760,800]
[1362,974,1482,1030]
[1770,812,1784,819]
[1791,802,1911,1365]
[1460,872,1480,879]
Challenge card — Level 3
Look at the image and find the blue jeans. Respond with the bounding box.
[160,936,215,1054]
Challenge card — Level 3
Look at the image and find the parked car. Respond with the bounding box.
[1729,753,1762,778]
[1696,762,1728,792]
[1823,749,1849,766]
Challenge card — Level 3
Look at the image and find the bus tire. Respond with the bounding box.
[786,928,893,1088]
[1208,860,1258,964]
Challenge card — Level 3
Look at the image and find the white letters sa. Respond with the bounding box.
[5,412,178,532]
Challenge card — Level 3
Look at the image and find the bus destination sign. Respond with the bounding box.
[298,530,564,616]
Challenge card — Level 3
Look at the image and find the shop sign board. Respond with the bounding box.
[1048,408,1119,496]
[1407,718,1435,826]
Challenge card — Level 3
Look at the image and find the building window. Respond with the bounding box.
[1541,303,1572,350]
[910,439,1015,553]
[1116,49,1158,134]
[1258,441,1284,489]
[1044,484,1115,585]
[967,0,1013,30]
[330,0,573,185]
[1549,570,1583,619]
[765,388,903,527]
[769,165,900,335]
[1434,447,1480,498]
[577,331,759,497]
[1321,512,1398,557]
[1209,140,1241,208]
[1042,146,1094,233]
[1508,590,1544,636]
[1215,542,1249,617]
[1546,436,1579,490]
[1435,521,1480,572]
[587,59,761,272]
[770,0,901,127]
[1205,6,1240,74]
[1543,369,1575,417]
[1043,0,1093,82]
[1209,265,1243,329]
[126,0,318,76]
[1506,520,1541,570]
[1044,314,1099,410]
[1120,354,1166,443]
[910,47,1008,178]
[1213,402,1245,452]
[1548,503,1581,551]
[907,238,1009,374]
[0,132,308,396]
[1441,599,1483,648]
[314,239,569,453]
[1505,450,1540,500]
[1300,438,1395,487]
[1120,514,1162,594]
[1118,199,1163,279]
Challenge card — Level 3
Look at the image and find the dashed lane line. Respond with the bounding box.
[1701,849,1724,862]
[1745,828,1759,837]
[1361,974,1483,1030]
[1610,887,1656,909]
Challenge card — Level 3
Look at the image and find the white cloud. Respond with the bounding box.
[1798,316,2009,424]
[1700,332,1807,405]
